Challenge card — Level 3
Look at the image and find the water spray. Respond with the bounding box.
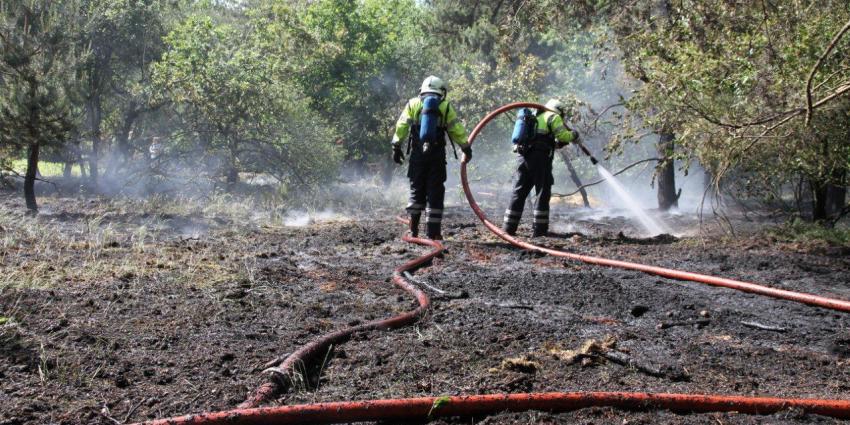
[565,120,666,235]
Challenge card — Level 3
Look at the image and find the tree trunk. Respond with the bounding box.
[380,156,394,187]
[656,132,678,211]
[24,142,40,211]
[114,105,139,166]
[812,179,828,222]
[813,168,847,221]
[825,168,846,217]
[63,162,72,178]
[558,149,590,207]
[227,166,239,184]
[87,97,102,185]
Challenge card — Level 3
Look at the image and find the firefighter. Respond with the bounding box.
[391,75,472,240]
[503,98,579,237]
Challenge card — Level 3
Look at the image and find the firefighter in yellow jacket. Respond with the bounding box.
[391,76,472,240]
[503,99,579,237]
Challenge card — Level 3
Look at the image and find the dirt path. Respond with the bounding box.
[2,196,850,424]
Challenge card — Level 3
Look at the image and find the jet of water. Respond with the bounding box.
[596,164,668,236]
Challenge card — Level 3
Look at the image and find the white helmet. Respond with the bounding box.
[545,98,567,115]
[419,75,447,97]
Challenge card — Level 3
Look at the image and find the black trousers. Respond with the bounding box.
[406,148,447,237]
[503,148,554,234]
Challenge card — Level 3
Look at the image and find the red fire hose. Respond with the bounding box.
[135,103,850,425]
[461,102,850,313]
[140,392,850,424]
[239,217,441,409]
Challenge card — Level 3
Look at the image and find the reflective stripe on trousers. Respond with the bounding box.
[426,208,443,223]
[503,209,521,224]
[533,209,549,224]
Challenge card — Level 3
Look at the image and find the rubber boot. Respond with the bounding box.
[408,213,421,237]
[532,224,548,238]
[502,222,518,236]
[426,222,442,240]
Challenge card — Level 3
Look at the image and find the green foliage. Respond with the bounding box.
[0,0,83,150]
[606,1,850,201]
[250,0,426,164]
[769,220,850,247]
[153,14,343,189]
[1,0,847,218]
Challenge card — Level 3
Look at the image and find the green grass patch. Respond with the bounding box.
[768,220,850,246]
[10,159,84,177]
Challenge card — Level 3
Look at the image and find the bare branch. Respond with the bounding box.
[805,18,850,126]
[552,157,659,198]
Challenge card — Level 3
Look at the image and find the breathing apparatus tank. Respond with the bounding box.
[511,108,537,151]
[419,95,441,153]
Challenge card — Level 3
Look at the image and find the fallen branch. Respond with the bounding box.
[741,321,787,332]
[262,352,292,370]
[403,271,445,294]
[403,271,467,300]
[0,165,60,191]
[602,350,689,381]
[496,303,534,310]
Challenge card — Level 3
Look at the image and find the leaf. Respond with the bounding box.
[428,396,451,418]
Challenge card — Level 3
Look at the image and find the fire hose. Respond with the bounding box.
[461,102,850,313]
[239,219,441,409]
[135,103,850,424]
[140,393,850,424]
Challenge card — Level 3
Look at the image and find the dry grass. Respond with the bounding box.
[0,194,277,289]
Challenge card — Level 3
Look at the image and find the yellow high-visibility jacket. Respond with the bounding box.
[536,110,577,145]
[391,96,469,148]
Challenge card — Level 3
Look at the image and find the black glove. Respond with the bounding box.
[556,141,568,149]
[461,146,472,164]
[392,144,404,164]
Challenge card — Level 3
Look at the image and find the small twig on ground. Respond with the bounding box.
[602,350,689,381]
[741,321,787,332]
[403,271,446,294]
[100,406,122,425]
[496,303,534,310]
[261,352,291,370]
[122,400,144,423]
[656,319,710,330]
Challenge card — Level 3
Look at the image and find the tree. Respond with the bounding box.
[0,1,82,211]
[76,0,183,185]
[152,15,342,191]
[609,0,850,220]
[250,0,428,181]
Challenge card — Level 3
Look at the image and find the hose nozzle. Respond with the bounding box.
[577,143,598,165]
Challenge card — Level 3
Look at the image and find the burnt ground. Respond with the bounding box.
[2,192,850,424]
